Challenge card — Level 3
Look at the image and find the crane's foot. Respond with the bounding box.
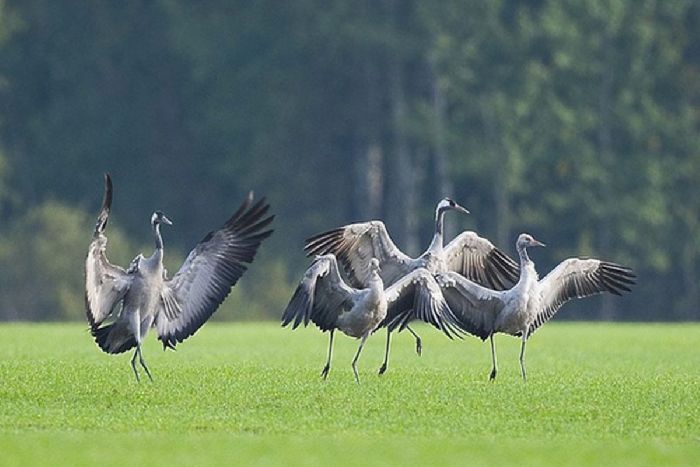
[415,337,423,356]
[489,368,497,381]
[320,363,331,380]
[378,363,388,376]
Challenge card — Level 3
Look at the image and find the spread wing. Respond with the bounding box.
[281,254,359,332]
[383,268,463,339]
[443,231,520,290]
[532,259,635,335]
[85,173,132,328]
[155,193,274,349]
[304,221,414,287]
[436,271,506,340]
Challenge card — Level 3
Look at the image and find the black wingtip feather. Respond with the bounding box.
[94,173,113,236]
[303,229,345,256]
[281,283,312,329]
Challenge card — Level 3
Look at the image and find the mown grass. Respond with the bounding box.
[0,322,698,466]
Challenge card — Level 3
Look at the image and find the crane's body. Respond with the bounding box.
[336,272,387,339]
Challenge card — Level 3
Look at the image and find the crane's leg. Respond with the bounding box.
[320,330,335,380]
[351,334,369,384]
[519,329,528,382]
[137,345,153,382]
[489,333,498,381]
[378,328,391,375]
[130,349,141,383]
[406,325,422,356]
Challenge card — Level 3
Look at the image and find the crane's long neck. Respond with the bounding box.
[516,244,535,286]
[427,207,447,252]
[517,244,530,264]
[152,222,164,258]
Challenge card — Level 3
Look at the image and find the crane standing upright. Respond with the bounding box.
[436,233,636,381]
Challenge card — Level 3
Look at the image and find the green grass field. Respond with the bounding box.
[0,322,698,466]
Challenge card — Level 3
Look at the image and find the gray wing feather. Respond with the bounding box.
[383,269,463,339]
[436,271,505,340]
[155,193,274,349]
[443,231,520,290]
[304,221,414,287]
[85,173,131,329]
[532,259,635,335]
[281,255,358,332]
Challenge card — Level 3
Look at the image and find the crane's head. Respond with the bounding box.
[151,211,173,227]
[436,197,470,215]
[517,233,545,249]
[369,258,381,273]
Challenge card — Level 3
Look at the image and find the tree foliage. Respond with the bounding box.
[0,0,698,321]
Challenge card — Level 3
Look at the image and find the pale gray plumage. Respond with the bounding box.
[303,198,519,372]
[282,254,460,382]
[86,174,273,381]
[436,233,636,381]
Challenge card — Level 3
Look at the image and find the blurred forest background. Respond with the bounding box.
[0,0,698,322]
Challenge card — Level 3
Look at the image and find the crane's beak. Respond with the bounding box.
[532,238,545,247]
[162,215,173,226]
[453,203,470,215]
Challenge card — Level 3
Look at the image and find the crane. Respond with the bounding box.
[85,174,273,381]
[282,255,461,383]
[436,233,635,381]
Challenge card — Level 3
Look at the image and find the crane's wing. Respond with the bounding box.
[532,259,635,335]
[281,254,359,331]
[155,193,274,349]
[383,268,463,339]
[304,221,413,287]
[435,271,506,340]
[443,231,520,290]
[85,173,132,328]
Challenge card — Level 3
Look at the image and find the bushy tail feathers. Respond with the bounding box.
[91,322,137,354]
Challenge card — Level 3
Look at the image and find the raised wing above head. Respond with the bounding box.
[155,193,274,349]
[383,268,463,339]
[85,173,132,328]
[281,254,358,332]
[304,221,413,287]
[435,271,506,340]
[532,259,635,335]
[443,231,520,291]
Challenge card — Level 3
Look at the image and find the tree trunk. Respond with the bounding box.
[354,55,383,220]
[385,1,418,255]
[598,35,615,320]
[429,53,455,239]
[480,96,510,248]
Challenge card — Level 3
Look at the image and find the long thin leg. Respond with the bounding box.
[320,329,335,380]
[137,346,153,382]
[406,325,422,356]
[519,331,528,382]
[131,349,141,383]
[351,335,369,384]
[378,328,391,375]
[489,333,498,381]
